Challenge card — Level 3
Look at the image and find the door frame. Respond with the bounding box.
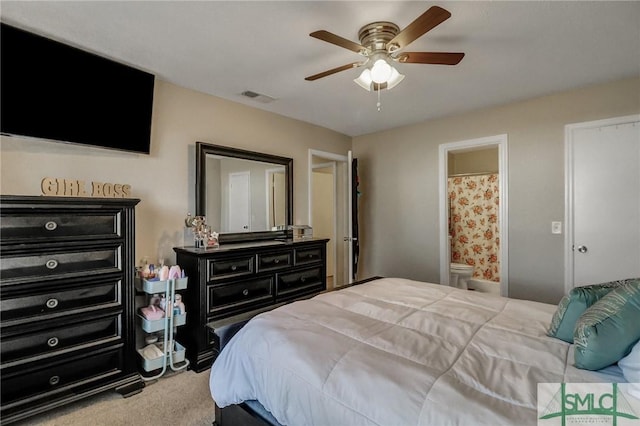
[308,149,349,286]
[563,114,640,294]
[438,134,509,296]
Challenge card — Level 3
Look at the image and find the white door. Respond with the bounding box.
[567,116,640,288]
[228,171,251,232]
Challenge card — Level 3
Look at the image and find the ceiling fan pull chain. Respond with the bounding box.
[377,84,382,111]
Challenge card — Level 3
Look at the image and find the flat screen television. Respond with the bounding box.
[1,23,155,154]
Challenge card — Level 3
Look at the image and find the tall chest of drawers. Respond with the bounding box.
[174,238,329,372]
[0,196,143,424]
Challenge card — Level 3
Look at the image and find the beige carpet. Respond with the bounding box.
[13,369,216,426]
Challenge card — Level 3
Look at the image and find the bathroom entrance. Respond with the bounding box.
[439,135,509,296]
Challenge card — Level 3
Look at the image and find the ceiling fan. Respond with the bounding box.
[305,5,464,91]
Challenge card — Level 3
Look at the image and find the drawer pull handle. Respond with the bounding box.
[44,221,58,231]
[49,375,60,386]
[274,259,280,264]
[46,298,59,309]
[242,289,249,296]
[47,337,59,347]
[231,265,237,271]
[46,259,59,269]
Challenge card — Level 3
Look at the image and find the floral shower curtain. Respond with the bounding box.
[448,173,500,282]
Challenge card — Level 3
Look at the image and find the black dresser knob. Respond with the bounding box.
[242,289,249,296]
[49,375,60,386]
[47,337,59,347]
[231,265,237,271]
[46,298,59,309]
[45,259,59,269]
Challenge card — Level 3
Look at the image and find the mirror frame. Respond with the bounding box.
[195,141,293,243]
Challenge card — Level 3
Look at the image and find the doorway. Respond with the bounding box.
[564,115,640,292]
[439,134,509,296]
[312,164,336,287]
[265,168,286,229]
[308,150,352,288]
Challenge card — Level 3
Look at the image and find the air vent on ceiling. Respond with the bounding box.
[240,90,276,104]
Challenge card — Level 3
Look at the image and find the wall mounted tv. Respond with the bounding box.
[1,23,155,154]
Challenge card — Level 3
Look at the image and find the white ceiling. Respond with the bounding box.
[2,1,639,137]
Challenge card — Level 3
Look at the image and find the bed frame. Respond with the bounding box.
[210,276,383,426]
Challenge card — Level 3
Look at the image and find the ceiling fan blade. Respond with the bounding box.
[397,52,465,65]
[387,6,451,52]
[310,30,369,55]
[305,62,364,81]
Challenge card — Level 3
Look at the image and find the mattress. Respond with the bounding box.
[210,277,626,425]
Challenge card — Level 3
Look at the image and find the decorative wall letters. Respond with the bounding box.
[41,177,132,198]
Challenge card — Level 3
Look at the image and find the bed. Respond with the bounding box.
[209,277,635,426]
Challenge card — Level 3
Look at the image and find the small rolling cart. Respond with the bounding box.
[135,275,190,380]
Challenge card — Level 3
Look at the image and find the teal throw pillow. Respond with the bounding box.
[547,279,632,343]
[574,279,640,370]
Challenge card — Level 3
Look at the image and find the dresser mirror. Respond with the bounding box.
[195,142,293,243]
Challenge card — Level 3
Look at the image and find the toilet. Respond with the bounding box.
[450,263,474,290]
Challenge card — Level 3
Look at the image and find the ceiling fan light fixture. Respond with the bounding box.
[354,62,404,91]
[370,59,392,83]
[386,67,405,90]
[354,68,373,91]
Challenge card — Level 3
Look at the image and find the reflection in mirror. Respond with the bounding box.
[196,142,293,242]
[205,156,286,232]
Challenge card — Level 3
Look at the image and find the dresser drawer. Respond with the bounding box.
[1,314,121,365]
[208,277,273,316]
[257,250,292,272]
[1,347,123,406]
[294,247,323,265]
[1,280,121,324]
[207,255,254,280]
[0,245,122,285]
[276,266,325,298]
[0,209,121,244]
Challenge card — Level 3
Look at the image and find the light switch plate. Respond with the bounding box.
[551,221,562,234]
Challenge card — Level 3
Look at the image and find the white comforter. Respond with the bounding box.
[209,278,623,425]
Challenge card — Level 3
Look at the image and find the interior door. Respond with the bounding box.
[569,117,640,287]
[228,171,250,232]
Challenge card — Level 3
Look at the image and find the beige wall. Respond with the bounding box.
[0,80,351,265]
[449,148,498,176]
[352,77,640,304]
[2,76,638,304]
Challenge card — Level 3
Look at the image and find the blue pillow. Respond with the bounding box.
[574,279,640,370]
[547,279,632,343]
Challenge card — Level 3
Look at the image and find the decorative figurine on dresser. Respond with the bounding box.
[0,195,144,424]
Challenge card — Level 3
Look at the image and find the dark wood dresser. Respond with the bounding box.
[0,195,143,424]
[174,238,329,372]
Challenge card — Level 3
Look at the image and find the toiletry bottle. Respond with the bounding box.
[159,295,167,314]
[175,294,186,315]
